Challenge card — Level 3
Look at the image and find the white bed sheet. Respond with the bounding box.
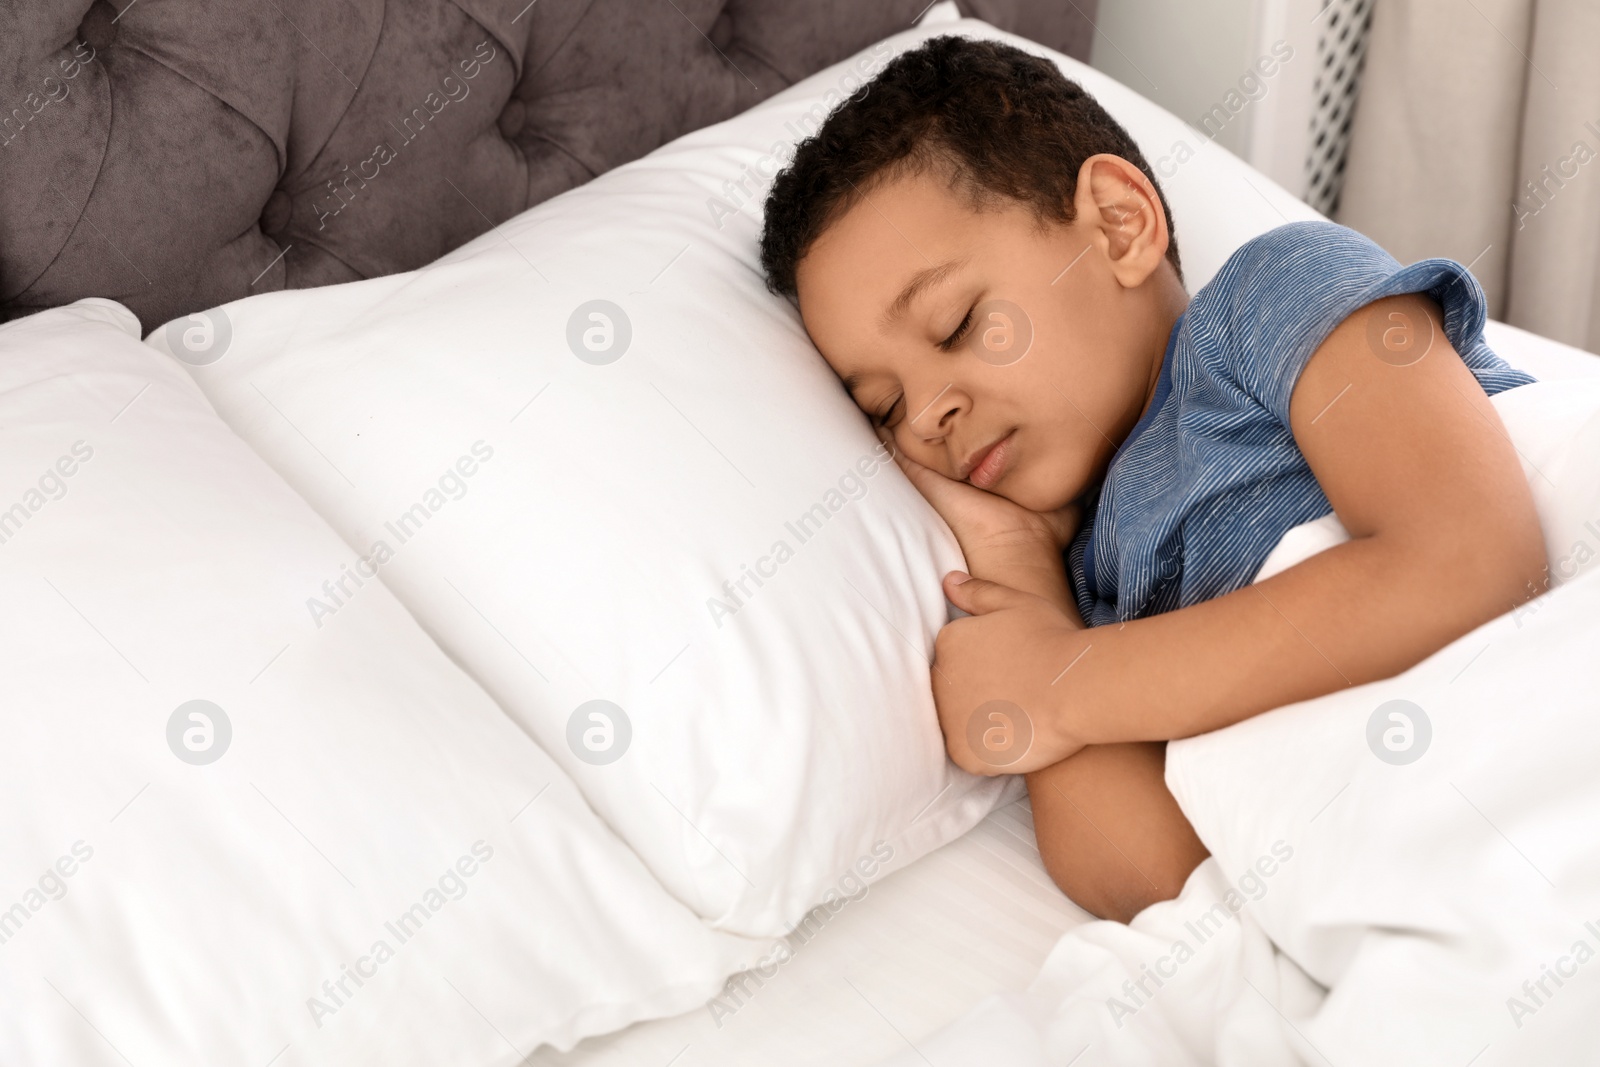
[526,795,1088,1066]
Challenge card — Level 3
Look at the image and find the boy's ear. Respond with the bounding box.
[1072,154,1171,289]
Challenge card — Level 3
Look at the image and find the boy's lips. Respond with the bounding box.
[962,431,1014,489]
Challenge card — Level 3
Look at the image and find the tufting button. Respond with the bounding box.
[80,0,119,50]
[497,98,526,139]
[260,190,292,237]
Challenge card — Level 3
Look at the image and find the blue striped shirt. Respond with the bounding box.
[1066,220,1535,626]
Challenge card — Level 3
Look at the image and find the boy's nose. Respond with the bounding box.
[906,380,961,438]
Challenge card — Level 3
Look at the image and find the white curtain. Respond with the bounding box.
[1337,0,1600,354]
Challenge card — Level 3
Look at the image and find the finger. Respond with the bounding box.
[942,571,1034,615]
[875,425,913,467]
[880,432,920,476]
[893,446,977,510]
[879,432,923,482]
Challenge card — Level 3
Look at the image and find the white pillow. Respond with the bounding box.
[0,301,761,1066]
[143,18,1327,937]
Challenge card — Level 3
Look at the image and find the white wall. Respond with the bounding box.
[1089,0,1321,197]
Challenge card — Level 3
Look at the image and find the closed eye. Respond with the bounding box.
[938,307,975,351]
[870,304,974,427]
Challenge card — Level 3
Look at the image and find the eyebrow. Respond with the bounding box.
[840,257,967,403]
[882,257,966,328]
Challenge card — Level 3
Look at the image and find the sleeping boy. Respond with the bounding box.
[758,36,1545,922]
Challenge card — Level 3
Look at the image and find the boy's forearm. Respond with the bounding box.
[1050,531,1541,745]
[1028,742,1209,922]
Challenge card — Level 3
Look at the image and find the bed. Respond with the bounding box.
[5,3,1600,1066]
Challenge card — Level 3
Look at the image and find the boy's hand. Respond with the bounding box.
[932,571,1087,775]
[879,428,1080,560]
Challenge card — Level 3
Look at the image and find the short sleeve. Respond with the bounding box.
[1185,220,1508,426]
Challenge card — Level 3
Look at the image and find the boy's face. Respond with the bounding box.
[794,166,1175,514]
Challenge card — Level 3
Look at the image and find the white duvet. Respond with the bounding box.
[877,374,1600,1067]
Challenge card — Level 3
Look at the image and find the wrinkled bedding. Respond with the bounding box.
[878,376,1600,1066]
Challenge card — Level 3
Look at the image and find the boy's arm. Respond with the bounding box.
[935,293,1547,772]
[1027,742,1209,922]
[945,530,1210,923]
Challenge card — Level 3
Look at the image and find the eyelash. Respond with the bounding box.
[938,307,976,352]
[874,306,977,428]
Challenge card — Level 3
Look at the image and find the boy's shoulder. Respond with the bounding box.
[1188,220,1402,339]
[1173,220,1500,422]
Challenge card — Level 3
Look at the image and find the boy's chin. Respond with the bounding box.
[1012,482,1087,519]
[994,482,1066,515]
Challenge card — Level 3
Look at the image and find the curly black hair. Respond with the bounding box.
[759,36,1182,298]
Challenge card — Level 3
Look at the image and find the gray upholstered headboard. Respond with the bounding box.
[0,0,1092,335]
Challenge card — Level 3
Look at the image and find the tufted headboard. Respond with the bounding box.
[0,0,1092,335]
